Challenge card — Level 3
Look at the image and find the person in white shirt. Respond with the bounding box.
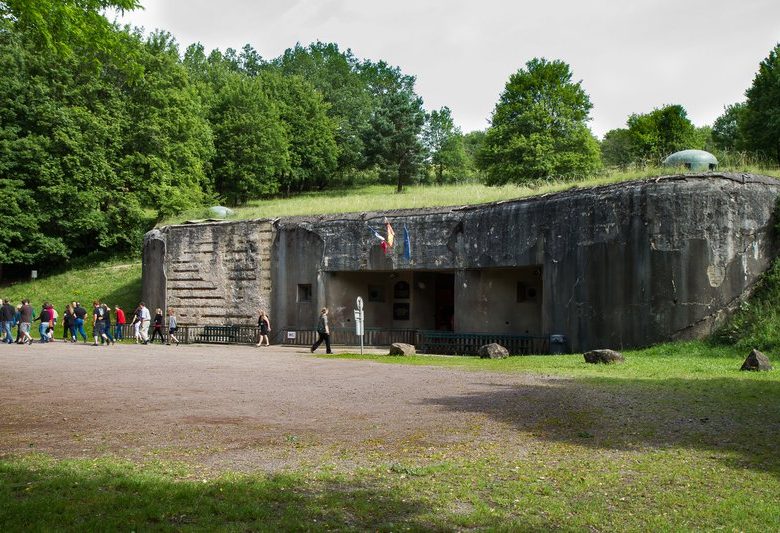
[139,302,151,344]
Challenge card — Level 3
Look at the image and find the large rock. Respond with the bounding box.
[740,349,773,371]
[583,349,625,364]
[389,343,416,356]
[478,343,509,359]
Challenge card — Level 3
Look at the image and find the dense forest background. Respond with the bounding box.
[1,0,779,272]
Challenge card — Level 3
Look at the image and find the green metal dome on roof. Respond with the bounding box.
[663,149,718,171]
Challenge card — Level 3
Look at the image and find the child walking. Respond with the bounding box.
[166,308,180,346]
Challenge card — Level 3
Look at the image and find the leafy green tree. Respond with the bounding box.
[712,103,746,151]
[741,44,780,163]
[1,0,140,58]
[210,74,288,205]
[422,107,467,184]
[462,130,486,178]
[693,126,715,153]
[477,58,601,184]
[119,31,214,219]
[626,104,697,162]
[601,128,634,168]
[259,72,338,193]
[360,61,426,192]
[273,42,372,177]
[0,16,141,264]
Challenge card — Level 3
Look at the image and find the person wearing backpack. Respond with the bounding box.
[92,300,110,346]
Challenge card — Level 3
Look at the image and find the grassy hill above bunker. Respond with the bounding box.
[159,166,780,225]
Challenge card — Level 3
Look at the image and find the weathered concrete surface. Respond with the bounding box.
[144,220,273,325]
[145,173,780,351]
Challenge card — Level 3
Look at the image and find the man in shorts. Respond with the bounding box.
[19,299,33,345]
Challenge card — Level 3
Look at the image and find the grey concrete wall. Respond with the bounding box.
[146,173,780,351]
[151,220,273,325]
[455,267,543,335]
[141,229,167,316]
[271,225,322,332]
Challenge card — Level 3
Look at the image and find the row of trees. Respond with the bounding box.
[0,0,472,268]
[3,0,780,270]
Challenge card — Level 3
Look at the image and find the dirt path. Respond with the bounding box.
[0,343,556,472]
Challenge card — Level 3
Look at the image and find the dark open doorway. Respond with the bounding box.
[434,273,454,331]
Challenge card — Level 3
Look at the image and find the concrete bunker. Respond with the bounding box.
[144,173,780,353]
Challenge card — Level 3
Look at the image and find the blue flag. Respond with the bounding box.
[403,224,411,261]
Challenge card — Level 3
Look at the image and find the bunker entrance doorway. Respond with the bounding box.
[434,273,454,331]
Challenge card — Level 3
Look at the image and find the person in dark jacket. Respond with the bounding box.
[19,300,34,345]
[310,307,332,354]
[73,303,88,342]
[101,304,115,345]
[35,303,52,343]
[150,308,165,344]
[62,305,75,342]
[1,299,15,344]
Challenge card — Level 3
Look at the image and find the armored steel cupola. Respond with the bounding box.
[663,149,718,171]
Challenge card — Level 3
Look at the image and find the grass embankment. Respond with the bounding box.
[1,341,779,530]
[1,257,141,315]
[161,165,780,225]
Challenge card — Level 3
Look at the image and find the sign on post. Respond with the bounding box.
[355,296,365,355]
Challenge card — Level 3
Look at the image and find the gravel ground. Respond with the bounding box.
[0,342,557,472]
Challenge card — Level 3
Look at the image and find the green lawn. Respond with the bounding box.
[2,341,778,531]
[1,257,141,317]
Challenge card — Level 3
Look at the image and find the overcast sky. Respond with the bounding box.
[113,0,780,137]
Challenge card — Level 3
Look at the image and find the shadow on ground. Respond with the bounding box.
[0,457,432,531]
[423,375,780,475]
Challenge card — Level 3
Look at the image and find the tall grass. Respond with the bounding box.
[713,257,780,352]
[160,165,780,225]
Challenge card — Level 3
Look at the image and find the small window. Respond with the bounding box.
[517,283,538,302]
[368,284,385,302]
[708,163,716,170]
[394,281,410,299]
[297,284,312,303]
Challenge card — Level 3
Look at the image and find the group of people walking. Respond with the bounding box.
[2,299,333,351]
[0,299,180,346]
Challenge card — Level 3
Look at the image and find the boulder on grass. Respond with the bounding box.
[389,343,416,356]
[478,343,509,359]
[583,349,625,364]
[740,349,773,371]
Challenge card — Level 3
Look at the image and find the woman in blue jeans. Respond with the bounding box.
[36,303,52,343]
